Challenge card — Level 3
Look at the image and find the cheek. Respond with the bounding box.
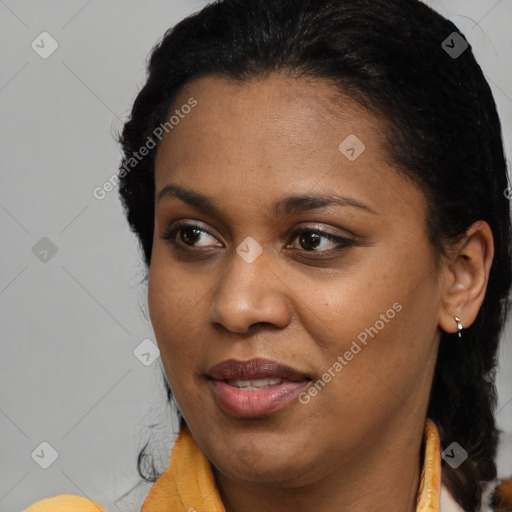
[147,257,201,381]
[147,251,226,419]
[148,246,209,332]
[304,245,440,400]
[298,261,404,351]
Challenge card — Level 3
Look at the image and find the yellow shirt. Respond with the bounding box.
[24,418,441,512]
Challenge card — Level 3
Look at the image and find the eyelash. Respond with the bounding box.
[159,221,356,254]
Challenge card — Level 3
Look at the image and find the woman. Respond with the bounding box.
[26,0,512,511]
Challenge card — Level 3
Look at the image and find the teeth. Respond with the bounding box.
[227,378,283,389]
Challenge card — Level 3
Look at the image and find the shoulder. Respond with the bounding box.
[23,494,105,512]
[489,477,512,512]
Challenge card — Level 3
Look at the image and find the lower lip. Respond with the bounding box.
[209,379,310,418]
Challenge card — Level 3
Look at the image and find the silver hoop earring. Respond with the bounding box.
[454,316,463,338]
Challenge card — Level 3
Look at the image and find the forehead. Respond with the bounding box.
[154,73,426,229]
[170,72,382,133]
[155,73,387,174]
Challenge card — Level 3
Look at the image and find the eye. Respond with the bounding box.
[159,221,222,248]
[159,221,355,254]
[286,228,355,253]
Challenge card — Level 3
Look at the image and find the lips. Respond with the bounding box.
[207,358,310,381]
[207,358,311,417]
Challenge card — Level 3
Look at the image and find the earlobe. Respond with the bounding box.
[438,220,494,336]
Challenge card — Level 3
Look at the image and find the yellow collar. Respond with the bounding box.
[141,418,441,512]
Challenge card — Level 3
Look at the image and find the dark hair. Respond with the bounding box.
[117,0,512,510]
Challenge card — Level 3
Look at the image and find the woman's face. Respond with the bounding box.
[148,73,443,486]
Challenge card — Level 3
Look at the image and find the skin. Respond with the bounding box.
[148,73,494,512]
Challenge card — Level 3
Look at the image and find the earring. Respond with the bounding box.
[454,316,463,338]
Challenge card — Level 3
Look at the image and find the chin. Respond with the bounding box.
[207,435,321,487]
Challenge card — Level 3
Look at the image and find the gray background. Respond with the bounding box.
[0,1,511,511]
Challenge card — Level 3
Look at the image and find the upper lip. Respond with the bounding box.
[207,358,311,381]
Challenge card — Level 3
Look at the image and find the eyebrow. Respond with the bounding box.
[156,184,377,216]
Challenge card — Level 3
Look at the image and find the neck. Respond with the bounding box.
[214,414,425,512]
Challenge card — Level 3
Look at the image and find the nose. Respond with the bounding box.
[208,245,293,334]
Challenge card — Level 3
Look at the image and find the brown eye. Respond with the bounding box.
[180,227,203,246]
[298,232,322,251]
[288,229,355,253]
[160,222,222,248]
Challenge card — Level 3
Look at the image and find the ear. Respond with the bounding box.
[438,220,494,335]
